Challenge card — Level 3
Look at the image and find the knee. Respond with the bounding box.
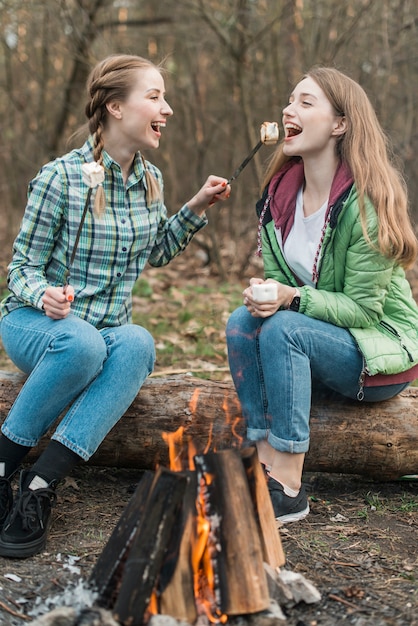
[54,324,107,373]
[226,306,252,341]
[115,325,156,372]
[133,327,156,367]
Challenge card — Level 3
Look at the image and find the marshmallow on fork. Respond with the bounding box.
[227,121,279,184]
[63,162,106,296]
[260,121,279,145]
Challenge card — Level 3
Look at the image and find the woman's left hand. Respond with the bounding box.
[187,176,231,216]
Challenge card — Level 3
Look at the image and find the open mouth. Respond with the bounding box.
[151,121,166,133]
[285,123,302,138]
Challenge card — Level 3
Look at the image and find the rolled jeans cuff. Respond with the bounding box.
[247,427,310,454]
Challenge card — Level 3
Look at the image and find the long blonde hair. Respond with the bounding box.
[85,54,162,214]
[263,66,417,269]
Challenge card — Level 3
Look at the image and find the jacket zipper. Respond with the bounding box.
[265,227,298,287]
[314,186,352,283]
[379,320,414,363]
[357,365,366,401]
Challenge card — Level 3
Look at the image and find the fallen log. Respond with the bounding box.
[0,369,417,480]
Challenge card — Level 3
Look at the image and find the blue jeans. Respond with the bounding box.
[0,308,155,460]
[226,306,409,454]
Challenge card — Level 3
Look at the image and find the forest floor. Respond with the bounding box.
[0,244,417,625]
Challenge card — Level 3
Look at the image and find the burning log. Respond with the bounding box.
[0,370,417,479]
[193,449,270,617]
[158,471,199,624]
[90,471,156,607]
[91,467,188,625]
[89,447,286,626]
[241,447,286,569]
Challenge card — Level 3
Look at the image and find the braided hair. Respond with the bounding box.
[85,54,162,214]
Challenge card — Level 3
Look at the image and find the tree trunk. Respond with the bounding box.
[0,370,417,480]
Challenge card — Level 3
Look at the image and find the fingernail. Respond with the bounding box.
[221,181,227,187]
[67,295,74,302]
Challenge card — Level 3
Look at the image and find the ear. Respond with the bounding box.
[106,100,123,120]
[332,116,347,137]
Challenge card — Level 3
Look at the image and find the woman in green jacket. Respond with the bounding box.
[226,66,418,524]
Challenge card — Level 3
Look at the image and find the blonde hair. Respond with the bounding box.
[85,54,163,215]
[263,67,417,269]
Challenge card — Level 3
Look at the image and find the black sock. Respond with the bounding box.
[0,434,31,479]
[29,440,83,485]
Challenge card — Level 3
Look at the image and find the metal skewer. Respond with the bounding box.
[226,140,263,185]
[63,187,93,299]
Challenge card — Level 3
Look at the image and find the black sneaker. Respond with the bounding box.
[267,476,309,524]
[0,471,57,558]
[0,477,13,528]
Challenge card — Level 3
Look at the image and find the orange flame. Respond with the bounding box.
[189,388,200,414]
[147,591,158,616]
[158,388,247,623]
[162,426,198,472]
[192,474,227,624]
[162,426,185,471]
[223,394,244,448]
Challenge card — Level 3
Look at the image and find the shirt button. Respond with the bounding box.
[117,272,121,277]
[122,247,127,252]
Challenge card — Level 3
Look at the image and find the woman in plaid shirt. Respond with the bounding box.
[0,54,230,558]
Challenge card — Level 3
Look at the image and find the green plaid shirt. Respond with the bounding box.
[1,138,207,328]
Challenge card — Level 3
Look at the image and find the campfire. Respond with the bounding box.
[31,390,320,626]
[89,443,286,625]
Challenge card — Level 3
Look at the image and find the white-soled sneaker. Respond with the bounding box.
[267,476,310,523]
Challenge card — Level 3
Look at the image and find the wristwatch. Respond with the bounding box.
[288,288,301,312]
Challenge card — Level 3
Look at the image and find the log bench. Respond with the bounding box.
[0,369,417,480]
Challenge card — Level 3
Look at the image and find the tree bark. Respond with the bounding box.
[0,370,417,480]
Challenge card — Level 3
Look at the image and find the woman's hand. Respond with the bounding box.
[187,175,231,216]
[243,278,296,318]
[42,285,74,319]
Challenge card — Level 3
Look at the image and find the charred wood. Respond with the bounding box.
[112,468,188,626]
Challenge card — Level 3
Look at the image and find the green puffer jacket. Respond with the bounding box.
[260,184,418,377]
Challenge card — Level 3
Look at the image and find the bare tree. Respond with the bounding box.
[1,0,418,278]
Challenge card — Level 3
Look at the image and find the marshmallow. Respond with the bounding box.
[260,121,279,145]
[82,162,105,188]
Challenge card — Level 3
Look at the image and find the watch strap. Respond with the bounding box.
[288,288,301,312]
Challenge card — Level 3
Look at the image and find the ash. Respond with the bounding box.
[28,578,98,620]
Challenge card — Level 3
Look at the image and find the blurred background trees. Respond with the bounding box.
[1,0,417,279]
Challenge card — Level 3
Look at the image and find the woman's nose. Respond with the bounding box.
[282,102,293,116]
[163,101,174,117]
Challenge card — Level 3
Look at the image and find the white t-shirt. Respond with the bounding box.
[275,187,328,287]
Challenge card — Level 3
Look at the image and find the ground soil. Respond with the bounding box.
[0,467,416,625]
[0,243,417,626]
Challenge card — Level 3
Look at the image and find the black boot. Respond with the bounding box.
[0,470,57,558]
[0,477,13,528]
